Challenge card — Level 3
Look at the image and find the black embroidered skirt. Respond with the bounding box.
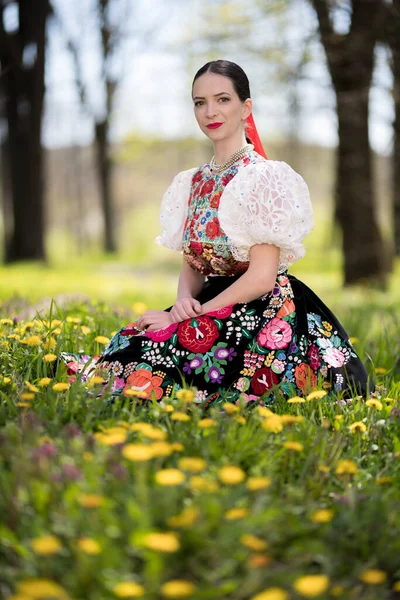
[55,272,374,406]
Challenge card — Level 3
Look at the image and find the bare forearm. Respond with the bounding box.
[199,269,276,315]
[177,259,206,300]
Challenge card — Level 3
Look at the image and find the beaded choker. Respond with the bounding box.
[209,143,254,173]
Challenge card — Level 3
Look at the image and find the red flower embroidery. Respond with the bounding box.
[206,305,234,318]
[121,322,142,336]
[294,363,317,391]
[190,241,203,255]
[206,217,222,240]
[192,170,203,184]
[177,316,219,352]
[222,173,234,186]
[307,344,321,370]
[145,322,178,342]
[210,191,222,208]
[201,179,215,195]
[250,368,279,395]
[125,368,164,400]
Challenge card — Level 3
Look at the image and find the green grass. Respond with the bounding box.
[0,208,400,599]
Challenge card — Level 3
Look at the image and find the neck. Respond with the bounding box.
[213,135,249,164]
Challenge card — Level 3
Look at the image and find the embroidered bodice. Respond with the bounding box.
[156,148,314,276]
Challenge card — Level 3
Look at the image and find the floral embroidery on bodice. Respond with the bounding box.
[182,149,265,276]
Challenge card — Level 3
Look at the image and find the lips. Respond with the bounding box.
[206,123,223,129]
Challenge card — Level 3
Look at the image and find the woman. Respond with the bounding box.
[55,59,374,406]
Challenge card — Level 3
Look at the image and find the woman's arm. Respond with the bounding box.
[169,258,206,322]
[198,243,280,315]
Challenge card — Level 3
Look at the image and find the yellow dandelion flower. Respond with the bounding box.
[142,532,180,553]
[336,459,358,475]
[171,411,190,422]
[94,430,128,445]
[310,509,334,523]
[217,465,246,485]
[287,396,305,404]
[17,402,31,408]
[374,367,387,375]
[160,580,196,598]
[162,404,174,413]
[0,318,13,325]
[77,494,106,508]
[24,336,41,347]
[167,506,199,528]
[122,444,153,461]
[280,415,305,424]
[30,535,62,555]
[261,415,283,433]
[52,382,69,392]
[66,316,81,324]
[83,452,93,462]
[306,390,327,401]
[89,376,105,386]
[43,353,57,362]
[365,399,383,410]
[335,415,344,421]
[130,422,154,434]
[94,335,110,345]
[376,476,392,484]
[38,377,51,387]
[155,469,185,486]
[384,397,395,403]
[189,476,219,493]
[251,588,288,600]
[123,388,147,398]
[171,442,184,452]
[80,325,91,335]
[359,569,387,584]
[24,381,39,392]
[132,302,147,314]
[246,476,272,491]
[39,436,52,445]
[235,415,247,425]
[2,376,11,384]
[178,457,207,472]
[256,406,275,417]
[198,418,216,428]
[150,441,174,457]
[176,389,195,403]
[17,578,69,599]
[392,581,400,592]
[223,402,239,414]
[283,441,304,452]
[77,537,101,554]
[293,574,329,597]
[240,534,268,551]
[20,393,35,401]
[113,582,145,598]
[224,507,249,520]
[348,421,367,433]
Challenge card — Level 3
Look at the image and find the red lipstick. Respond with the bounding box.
[206,123,223,129]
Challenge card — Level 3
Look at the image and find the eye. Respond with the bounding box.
[219,97,229,102]
[194,101,204,106]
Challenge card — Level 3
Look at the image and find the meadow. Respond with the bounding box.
[0,205,399,600]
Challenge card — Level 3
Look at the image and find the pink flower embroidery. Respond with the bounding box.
[323,347,345,368]
[257,317,292,350]
[145,322,178,342]
[206,305,234,319]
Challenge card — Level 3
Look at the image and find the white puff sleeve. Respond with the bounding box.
[155,167,198,251]
[218,160,314,271]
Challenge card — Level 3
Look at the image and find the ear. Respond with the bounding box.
[242,98,252,120]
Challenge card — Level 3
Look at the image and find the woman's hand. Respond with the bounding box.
[169,297,202,323]
[135,310,173,332]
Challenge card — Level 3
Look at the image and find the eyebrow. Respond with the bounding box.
[192,92,231,100]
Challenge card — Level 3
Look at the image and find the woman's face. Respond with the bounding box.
[192,72,252,141]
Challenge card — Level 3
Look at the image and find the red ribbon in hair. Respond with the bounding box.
[245,112,268,159]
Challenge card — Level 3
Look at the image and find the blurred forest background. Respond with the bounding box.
[0,0,400,312]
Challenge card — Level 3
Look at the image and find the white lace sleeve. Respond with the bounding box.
[155,167,198,251]
[218,160,314,271]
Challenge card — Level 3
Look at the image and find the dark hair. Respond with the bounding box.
[192,60,252,144]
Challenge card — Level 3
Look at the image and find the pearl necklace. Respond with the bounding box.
[209,143,254,173]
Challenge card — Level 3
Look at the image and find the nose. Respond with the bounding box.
[205,102,217,119]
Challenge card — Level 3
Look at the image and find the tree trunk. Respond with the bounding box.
[95,119,116,253]
[0,0,51,263]
[311,0,389,286]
